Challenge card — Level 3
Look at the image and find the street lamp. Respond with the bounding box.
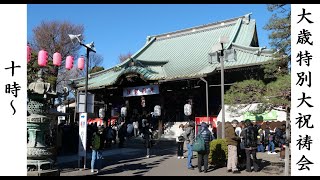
[69,33,96,116]
[209,36,229,139]
[68,34,96,169]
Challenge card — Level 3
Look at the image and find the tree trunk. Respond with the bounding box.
[284,106,290,176]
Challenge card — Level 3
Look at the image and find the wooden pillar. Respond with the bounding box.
[103,88,109,126]
[158,89,165,139]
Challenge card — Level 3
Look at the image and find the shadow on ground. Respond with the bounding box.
[209,158,280,174]
[98,155,172,176]
[59,139,177,176]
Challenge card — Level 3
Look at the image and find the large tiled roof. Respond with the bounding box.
[71,14,273,90]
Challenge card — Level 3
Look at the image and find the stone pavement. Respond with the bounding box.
[58,147,144,176]
[59,139,287,176]
[94,150,285,176]
[57,148,142,165]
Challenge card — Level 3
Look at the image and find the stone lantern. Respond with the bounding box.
[27,69,58,173]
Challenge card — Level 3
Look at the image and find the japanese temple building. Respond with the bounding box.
[70,13,274,133]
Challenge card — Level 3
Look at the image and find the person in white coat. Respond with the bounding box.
[176,124,185,159]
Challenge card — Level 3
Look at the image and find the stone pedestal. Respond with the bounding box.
[27,113,56,171]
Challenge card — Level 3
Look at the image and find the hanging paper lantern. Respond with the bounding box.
[121,107,127,117]
[184,104,192,116]
[154,105,161,117]
[53,52,62,66]
[141,96,146,108]
[99,108,105,119]
[27,45,32,63]
[38,49,48,67]
[78,56,85,70]
[65,55,74,70]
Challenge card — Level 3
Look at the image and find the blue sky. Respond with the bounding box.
[28,4,273,69]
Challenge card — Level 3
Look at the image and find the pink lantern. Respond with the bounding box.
[38,49,48,67]
[65,55,74,70]
[53,52,62,66]
[78,56,85,70]
[27,45,32,63]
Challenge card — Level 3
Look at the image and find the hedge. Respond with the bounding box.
[209,138,228,167]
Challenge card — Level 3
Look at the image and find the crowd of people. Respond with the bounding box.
[87,111,156,173]
[174,119,287,174]
[177,121,214,173]
[57,115,286,174]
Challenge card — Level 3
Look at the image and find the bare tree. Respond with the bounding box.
[57,65,82,94]
[30,20,85,93]
[119,52,132,63]
[89,53,103,70]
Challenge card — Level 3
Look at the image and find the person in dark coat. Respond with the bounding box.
[117,121,126,148]
[257,128,265,152]
[90,126,104,173]
[197,122,214,173]
[141,119,153,158]
[241,120,259,172]
[277,124,286,160]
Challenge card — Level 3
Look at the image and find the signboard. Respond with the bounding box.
[107,117,118,126]
[243,110,278,121]
[217,104,286,122]
[195,117,217,127]
[78,113,87,157]
[76,93,94,113]
[123,85,159,97]
[57,105,66,123]
[195,116,217,135]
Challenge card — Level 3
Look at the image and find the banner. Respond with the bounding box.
[243,110,278,121]
[0,4,27,176]
[292,4,320,176]
[195,116,217,135]
[78,113,87,157]
[123,85,159,97]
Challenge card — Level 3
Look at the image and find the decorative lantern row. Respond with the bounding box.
[53,52,62,66]
[78,56,85,70]
[38,50,48,67]
[27,44,32,63]
[65,55,74,70]
[27,45,85,70]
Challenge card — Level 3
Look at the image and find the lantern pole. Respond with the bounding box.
[68,34,96,170]
[84,47,89,116]
[200,77,209,121]
[80,41,95,170]
[208,36,228,139]
[220,47,225,139]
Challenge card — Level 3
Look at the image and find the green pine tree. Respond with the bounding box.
[225,4,291,175]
